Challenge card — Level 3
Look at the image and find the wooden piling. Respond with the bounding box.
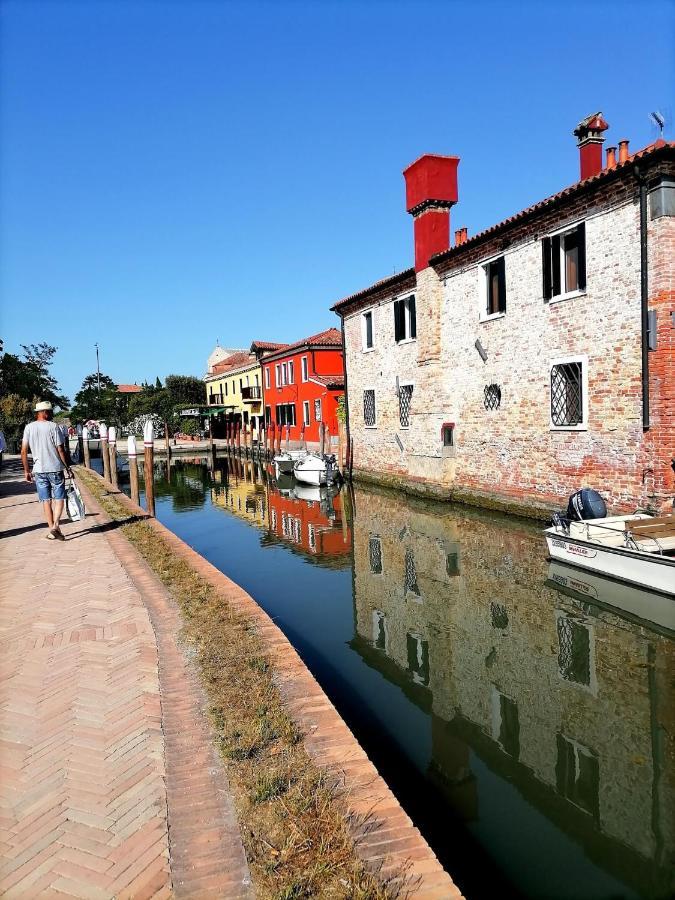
[319,422,326,457]
[164,421,172,459]
[128,436,140,506]
[285,426,290,452]
[100,424,112,484]
[108,426,119,490]
[243,423,249,457]
[82,426,91,470]
[276,426,282,456]
[143,422,155,517]
[236,422,242,455]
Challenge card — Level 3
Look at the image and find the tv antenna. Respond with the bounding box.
[650,111,665,137]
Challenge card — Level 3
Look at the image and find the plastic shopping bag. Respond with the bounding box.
[66,479,86,522]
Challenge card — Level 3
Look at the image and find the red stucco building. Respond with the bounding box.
[251,328,345,448]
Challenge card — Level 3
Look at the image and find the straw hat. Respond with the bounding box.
[34,401,53,412]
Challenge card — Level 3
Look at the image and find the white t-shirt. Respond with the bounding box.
[22,421,65,473]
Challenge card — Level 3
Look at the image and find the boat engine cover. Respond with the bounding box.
[566,488,607,521]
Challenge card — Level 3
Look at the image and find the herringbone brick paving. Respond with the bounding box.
[0,459,252,898]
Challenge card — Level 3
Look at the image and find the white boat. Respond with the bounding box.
[293,453,339,487]
[273,450,307,478]
[546,561,675,633]
[544,512,675,596]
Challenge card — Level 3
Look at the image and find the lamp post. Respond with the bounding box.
[95,343,101,397]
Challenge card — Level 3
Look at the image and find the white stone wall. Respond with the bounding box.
[344,199,651,510]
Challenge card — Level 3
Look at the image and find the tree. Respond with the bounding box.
[164,375,205,406]
[0,393,34,451]
[70,373,119,423]
[125,374,205,435]
[0,343,68,409]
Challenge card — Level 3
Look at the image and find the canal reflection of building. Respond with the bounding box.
[263,474,352,568]
[350,486,674,899]
[208,454,352,567]
[209,455,268,528]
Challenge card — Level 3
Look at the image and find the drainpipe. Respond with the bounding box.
[634,164,650,430]
[339,314,352,475]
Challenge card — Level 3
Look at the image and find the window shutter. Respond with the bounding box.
[497,257,506,313]
[542,237,552,300]
[551,235,561,296]
[576,222,586,291]
[409,297,417,338]
[394,300,403,342]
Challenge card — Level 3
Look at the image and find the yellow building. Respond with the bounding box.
[204,348,264,436]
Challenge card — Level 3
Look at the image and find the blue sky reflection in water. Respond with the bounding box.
[108,454,672,900]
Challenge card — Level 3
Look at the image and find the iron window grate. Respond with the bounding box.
[369,537,382,574]
[557,616,591,685]
[484,384,502,410]
[399,384,413,428]
[551,362,583,426]
[363,390,376,427]
[404,548,420,596]
[491,602,509,629]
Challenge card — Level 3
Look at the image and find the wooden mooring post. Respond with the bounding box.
[82,426,91,469]
[164,421,172,459]
[319,422,326,457]
[128,435,140,506]
[108,426,119,490]
[143,420,155,517]
[243,423,249,457]
[236,421,242,456]
[100,423,112,484]
[276,425,282,456]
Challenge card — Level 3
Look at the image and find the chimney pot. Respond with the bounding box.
[454,229,462,246]
[618,139,630,163]
[403,154,460,270]
[573,111,609,180]
[605,146,617,169]
[461,227,468,244]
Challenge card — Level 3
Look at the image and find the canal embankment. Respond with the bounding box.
[75,466,462,899]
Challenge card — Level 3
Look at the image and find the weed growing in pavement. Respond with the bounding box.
[79,471,400,900]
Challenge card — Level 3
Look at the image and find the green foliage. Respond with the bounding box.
[70,372,120,424]
[0,343,68,409]
[126,374,205,435]
[164,374,205,406]
[0,393,34,449]
[180,417,199,437]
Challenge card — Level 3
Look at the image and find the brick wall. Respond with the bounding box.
[342,161,674,515]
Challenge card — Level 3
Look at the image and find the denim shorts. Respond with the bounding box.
[35,471,66,501]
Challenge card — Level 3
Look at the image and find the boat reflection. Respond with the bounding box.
[350,485,674,900]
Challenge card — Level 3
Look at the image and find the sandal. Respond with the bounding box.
[45,529,57,540]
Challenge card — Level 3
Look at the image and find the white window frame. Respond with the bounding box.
[549,355,588,432]
[302,400,310,426]
[265,367,270,389]
[314,398,322,422]
[395,296,416,345]
[363,387,377,429]
[397,380,414,430]
[362,309,375,352]
[479,253,506,323]
[275,364,281,388]
[288,361,294,385]
[301,356,308,382]
[548,220,587,305]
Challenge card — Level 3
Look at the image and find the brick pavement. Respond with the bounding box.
[0,459,252,899]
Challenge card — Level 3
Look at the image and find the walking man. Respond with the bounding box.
[21,401,74,540]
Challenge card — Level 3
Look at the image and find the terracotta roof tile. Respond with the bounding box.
[259,328,343,360]
[309,374,345,389]
[430,139,674,266]
[208,351,257,377]
[117,384,142,393]
[250,340,290,352]
[331,268,416,313]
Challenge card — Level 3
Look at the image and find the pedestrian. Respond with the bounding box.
[21,401,74,540]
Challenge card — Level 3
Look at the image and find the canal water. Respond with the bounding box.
[105,453,673,900]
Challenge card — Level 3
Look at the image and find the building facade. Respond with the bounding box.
[333,118,674,516]
[204,349,264,437]
[253,328,345,449]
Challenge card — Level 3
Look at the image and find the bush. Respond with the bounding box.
[180,418,199,437]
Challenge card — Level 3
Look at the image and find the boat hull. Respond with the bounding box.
[547,561,675,633]
[545,530,675,596]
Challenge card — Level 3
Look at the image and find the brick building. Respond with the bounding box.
[332,117,674,517]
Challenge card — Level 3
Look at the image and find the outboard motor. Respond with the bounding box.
[566,488,607,521]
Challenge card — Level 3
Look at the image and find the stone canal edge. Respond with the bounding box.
[11,462,461,898]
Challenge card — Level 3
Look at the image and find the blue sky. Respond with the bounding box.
[1,0,673,405]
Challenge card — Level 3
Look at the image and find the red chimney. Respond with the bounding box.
[605,146,617,169]
[403,154,459,271]
[618,139,630,163]
[573,112,609,180]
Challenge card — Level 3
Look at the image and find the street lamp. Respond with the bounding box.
[95,343,101,396]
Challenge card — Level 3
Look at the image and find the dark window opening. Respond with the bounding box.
[364,390,376,427]
[551,362,583,426]
[543,222,586,300]
[442,424,454,446]
[406,633,429,686]
[275,403,296,427]
[484,384,502,410]
[399,383,413,428]
[394,296,416,342]
[491,602,509,629]
[486,257,506,315]
[364,311,373,349]
[369,537,382,574]
[497,693,520,759]
[557,616,591,686]
[556,734,599,818]
[404,548,420,596]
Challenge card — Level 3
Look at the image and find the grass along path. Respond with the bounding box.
[78,469,398,900]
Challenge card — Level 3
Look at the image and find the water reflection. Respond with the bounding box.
[111,455,673,899]
[350,485,673,900]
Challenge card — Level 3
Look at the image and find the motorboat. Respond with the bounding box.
[544,489,675,596]
[293,453,339,487]
[273,450,307,478]
[546,561,675,633]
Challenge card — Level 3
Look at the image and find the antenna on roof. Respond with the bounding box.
[650,111,665,137]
